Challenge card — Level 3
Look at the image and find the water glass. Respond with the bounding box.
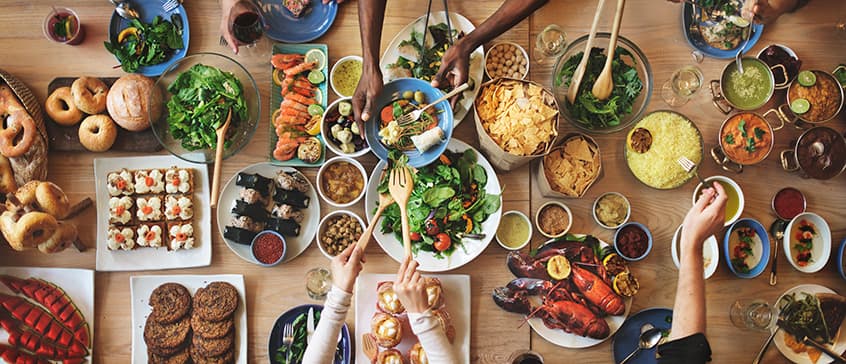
[661,65,703,107]
[534,24,567,64]
[729,299,774,331]
[305,267,332,300]
[43,7,84,45]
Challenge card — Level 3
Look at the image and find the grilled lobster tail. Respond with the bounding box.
[570,265,625,316]
[539,300,610,339]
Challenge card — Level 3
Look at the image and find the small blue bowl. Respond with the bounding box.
[250,230,287,267]
[613,222,653,261]
[364,78,454,168]
[723,218,770,278]
[837,237,846,281]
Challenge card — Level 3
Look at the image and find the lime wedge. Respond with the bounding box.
[728,15,750,27]
[307,70,325,85]
[305,49,326,70]
[798,71,816,87]
[790,98,810,114]
[307,104,324,116]
[313,88,323,105]
[338,101,352,117]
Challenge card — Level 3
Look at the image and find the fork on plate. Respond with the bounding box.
[676,156,712,190]
[282,322,294,363]
[163,0,181,12]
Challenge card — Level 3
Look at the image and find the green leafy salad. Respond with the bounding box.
[104,15,184,73]
[377,149,501,258]
[274,309,344,364]
[554,47,643,130]
[166,64,248,151]
[389,23,459,83]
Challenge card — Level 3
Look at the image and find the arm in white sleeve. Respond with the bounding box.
[408,310,459,364]
[302,285,352,364]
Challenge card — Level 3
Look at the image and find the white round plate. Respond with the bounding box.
[216,162,319,265]
[364,138,502,272]
[379,11,484,126]
[527,237,633,348]
[772,284,845,364]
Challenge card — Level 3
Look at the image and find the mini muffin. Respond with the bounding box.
[149,283,192,324]
[107,169,134,196]
[108,196,134,225]
[376,348,404,364]
[371,312,402,348]
[135,169,165,194]
[425,277,444,309]
[376,281,405,315]
[165,167,193,194]
[165,194,193,221]
[107,225,135,250]
[137,223,165,248]
[137,196,164,222]
[167,222,195,250]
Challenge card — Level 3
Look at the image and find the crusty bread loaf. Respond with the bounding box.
[106,74,161,132]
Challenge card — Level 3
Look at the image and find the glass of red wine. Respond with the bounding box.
[229,0,265,48]
[508,350,544,364]
[43,7,85,45]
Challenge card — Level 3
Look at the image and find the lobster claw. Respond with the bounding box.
[492,286,531,315]
[506,251,551,280]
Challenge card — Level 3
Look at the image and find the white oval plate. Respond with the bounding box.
[216,162,319,265]
[783,212,832,273]
[772,284,845,364]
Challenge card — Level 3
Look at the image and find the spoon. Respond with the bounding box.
[769,219,787,286]
[620,326,662,364]
[209,109,233,209]
[592,0,627,101]
[733,17,752,74]
[114,1,140,20]
[566,0,607,104]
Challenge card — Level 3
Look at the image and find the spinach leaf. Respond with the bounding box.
[422,187,455,207]
[103,15,184,73]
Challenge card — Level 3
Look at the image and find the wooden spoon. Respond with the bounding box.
[210,109,232,209]
[591,0,627,100]
[355,192,395,252]
[566,0,608,104]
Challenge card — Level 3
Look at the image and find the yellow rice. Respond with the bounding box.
[626,111,702,189]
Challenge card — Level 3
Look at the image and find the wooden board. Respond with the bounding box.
[45,77,162,152]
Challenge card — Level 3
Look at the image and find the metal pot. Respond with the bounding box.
[780,126,846,180]
[710,57,784,114]
[711,111,779,173]
[756,43,799,90]
[766,68,845,129]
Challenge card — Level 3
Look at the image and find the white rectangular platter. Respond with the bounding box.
[94,155,211,271]
[130,274,247,364]
[355,273,470,363]
[0,266,95,362]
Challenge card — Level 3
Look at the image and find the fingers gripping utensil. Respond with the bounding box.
[388,166,414,257]
[567,0,607,104]
[210,109,233,209]
[396,83,469,126]
[620,326,663,364]
[591,0,626,100]
[356,192,395,252]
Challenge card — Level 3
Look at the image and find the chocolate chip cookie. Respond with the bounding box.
[144,315,191,350]
[192,330,234,358]
[149,283,192,324]
[148,344,190,364]
[190,345,235,364]
[193,281,239,322]
[191,313,234,339]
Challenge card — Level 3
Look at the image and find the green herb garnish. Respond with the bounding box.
[724,133,735,145]
[745,137,756,153]
[738,119,747,137]
[754,127,765,141]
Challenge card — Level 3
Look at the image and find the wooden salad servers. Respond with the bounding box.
[591,0,627,100]
[566,0,607,104]
[388,165,414,257]
[210,108,232,209]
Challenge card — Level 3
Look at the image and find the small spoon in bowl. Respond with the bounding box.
[113,1,139,20]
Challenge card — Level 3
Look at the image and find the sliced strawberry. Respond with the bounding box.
[73,322,90,348]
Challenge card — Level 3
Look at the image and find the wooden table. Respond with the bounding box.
[0,1,843,363]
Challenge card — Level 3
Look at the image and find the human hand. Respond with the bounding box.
[431,40,471,91]
[220,0,240,54]
[742,0,795,24]
[681,182,727,250]
[330,244,365,293]
[322,0,347,4]
[352,63,383,133]
[393,257,429,314]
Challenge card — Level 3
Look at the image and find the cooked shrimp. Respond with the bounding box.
[283,93,316,105]
[283,61,316,77]
[280,99,309,112]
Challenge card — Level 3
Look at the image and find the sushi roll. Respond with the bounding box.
[231,200,269,221]
[223,226,258,245]
[136,223,164,248]
[271,204,304,224]
[273,189,310,209]
[229,215,266,233]
[134,169,165,194]
[165,167,193,194]
[236,172,273,197]
[164,194,193,221]
[266,217,300,237]
[239,188,270,206]
[167,222,194,250]
[108,196,134,225]
[107,169,134,197]
[136,196,163,222]
[275,171,310,193]
[107,225,135,251]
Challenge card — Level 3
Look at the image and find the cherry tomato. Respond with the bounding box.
[424,219,440,236]
[410,232,422,241]
[434,233,451,251]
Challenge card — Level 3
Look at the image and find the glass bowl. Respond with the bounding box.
[150,52,261,164]
[551,33,653,134]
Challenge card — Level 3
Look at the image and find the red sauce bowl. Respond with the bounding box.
[251,230,287,267]
[771,187,806,220]
[614,222,653,261]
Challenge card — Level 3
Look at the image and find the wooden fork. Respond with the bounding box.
[388,165,413,257]
[362,333,378,362]
[356,192,395,252]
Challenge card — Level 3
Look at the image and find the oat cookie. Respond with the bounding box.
[148,344,190,364]
[144,315,191,349]
[192,313,234,339]
[149,283,192,324]
[193,281,239,322]
[192,330,234,358]
[190,344,235,364]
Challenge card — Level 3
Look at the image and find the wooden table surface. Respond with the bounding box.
[0,1,844,363]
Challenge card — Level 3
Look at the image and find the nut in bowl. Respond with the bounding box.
[671,224,719,279]
[316,156,367,208]
[783,212,831,273]
[251,230,287,267]
[614,222,652,261]
[692,175,744,226]
[723,218,770,278]
[321,97,369,158]
[484,42,529,80]
[539,133,601,198]
[316,210,364,259]
[535,201,572,239]
[593,192,630,229]
[496,210,532,250]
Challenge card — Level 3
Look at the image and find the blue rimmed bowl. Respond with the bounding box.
[837,237,846,281]
[365,78,453,168]
[723,218,770,278]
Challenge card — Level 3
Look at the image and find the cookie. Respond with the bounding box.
[193,281,239,322]
[147,341,187,357]
[190,344,235,364]
[192,313,234,339]
[192,330,234,358]
[149,283,192,324]
[144,315,191,349]
[148,344,190,364]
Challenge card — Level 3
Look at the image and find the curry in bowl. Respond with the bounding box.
[720,58,775,111]
[719,112,773,165]
[787,70,843,123]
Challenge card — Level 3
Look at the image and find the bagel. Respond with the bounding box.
[0,211,58,251]
[37,221,77,254]
[13,180,38,205]
[78,114,117,152]
[0,155,16,195]
[71,76,109,115]
[45,87,83,126]
[0,110,37,158]
[35,181,70,219]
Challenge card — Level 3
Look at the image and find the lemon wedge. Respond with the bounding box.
[602,253,629,276]
[546,256,571,280]
[612,271,639,297]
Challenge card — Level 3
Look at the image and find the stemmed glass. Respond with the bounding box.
[305,267,332,300]
[227,0,268,56]
[661,65,703,107]
[730,299,775,331]
[534,24,567,64]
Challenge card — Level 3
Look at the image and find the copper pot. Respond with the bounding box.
[711,112,778,173]
[766,69,844,129]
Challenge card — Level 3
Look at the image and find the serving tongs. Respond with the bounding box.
[421,0,455,49]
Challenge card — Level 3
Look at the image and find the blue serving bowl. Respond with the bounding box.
[251,230,287,267]
[365,78,454,168]
[838,237,846,281]
[723,218,770,278]
[613,222,653,261]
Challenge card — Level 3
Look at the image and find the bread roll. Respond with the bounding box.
[106,74,162,131]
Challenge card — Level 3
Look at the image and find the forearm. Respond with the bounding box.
[408,311,458,363]
[458,0,549,52]
[358,0,388,69]
[302,286,351,364]
[669,237,706,340]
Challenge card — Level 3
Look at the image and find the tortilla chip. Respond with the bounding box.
[476,80,558,156]
[542,136,601,197]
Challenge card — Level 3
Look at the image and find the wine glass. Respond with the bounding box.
[534,24,567,64]
[661,65,703,107]
[729,299,775,331]
[228,0,268,56]
[305,267,332,300]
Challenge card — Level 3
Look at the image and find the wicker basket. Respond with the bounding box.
[0,68,49,183]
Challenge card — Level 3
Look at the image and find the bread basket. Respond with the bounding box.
[0,68,49,183]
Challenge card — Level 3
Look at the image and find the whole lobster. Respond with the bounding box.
[570,264,625,316]
[507,240,597,280]
[492,278,610,339]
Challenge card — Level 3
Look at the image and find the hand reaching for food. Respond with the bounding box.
[741,0,800,24]
[352,62,383,128]
[681,182,727,252]
[330,244,365,293]
[431,40,471,92]
[393,256,430,314]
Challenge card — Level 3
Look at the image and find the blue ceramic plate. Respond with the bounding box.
[268,304,351,364]
[611,307,674,364]
[838,237,846,281]
[681,3,763,59]
[108,0,190,77]
[259,0,337,43]
[724,218,770,278]
[365,78,453,168]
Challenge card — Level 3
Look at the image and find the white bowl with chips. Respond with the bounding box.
[538,133,602,198]
[484,42,530,80]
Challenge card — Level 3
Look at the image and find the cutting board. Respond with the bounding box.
[45,77,162,152]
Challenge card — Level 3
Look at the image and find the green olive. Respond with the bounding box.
[414,90,425,104]
[402,90,414,100]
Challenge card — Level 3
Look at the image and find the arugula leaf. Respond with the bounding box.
[103,15,184,73]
